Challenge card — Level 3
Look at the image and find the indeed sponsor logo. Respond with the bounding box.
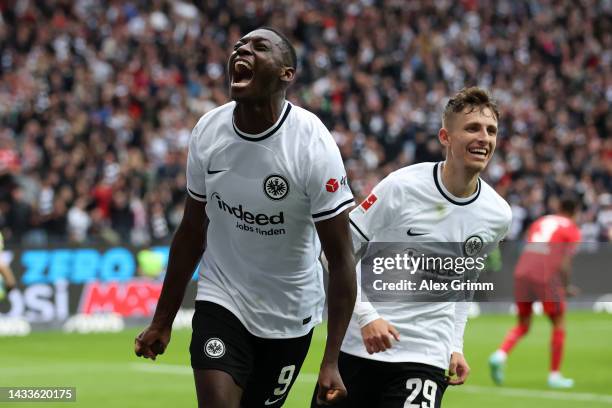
[211,192,284,225]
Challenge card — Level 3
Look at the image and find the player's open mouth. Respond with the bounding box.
[468,147,488,158]
[231,60,254,88]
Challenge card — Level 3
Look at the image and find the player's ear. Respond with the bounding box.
[279,66,295,84]
[438,127,451,148]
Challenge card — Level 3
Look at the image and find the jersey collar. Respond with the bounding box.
[232,101,292,142]
[433,162,481,206]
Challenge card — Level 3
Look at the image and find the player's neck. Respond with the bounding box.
[233,96,286,135]
[441,160,480,198]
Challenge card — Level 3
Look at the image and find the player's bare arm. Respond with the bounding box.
[0,263,17,291]
[0,232,16,292]
[559,254,580,296]
[135,196,208,360]
[315,209,356,405]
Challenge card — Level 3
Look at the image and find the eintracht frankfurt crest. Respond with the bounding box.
[463,235,484,257]
[263,175,289,200]
[204,338,225,358]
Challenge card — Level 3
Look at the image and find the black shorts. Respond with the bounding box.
[311,351,448,408]
[190,301,313,407]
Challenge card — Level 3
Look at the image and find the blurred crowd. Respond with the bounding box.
[0,0,610,246]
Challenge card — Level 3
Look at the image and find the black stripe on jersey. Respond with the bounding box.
[433,162,481,206]
[312,198,354,220]
[232,103,292,142]
[349,218,370,241]
[188,188,207,200]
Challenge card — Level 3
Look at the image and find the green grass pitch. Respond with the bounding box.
[1,311,611,407]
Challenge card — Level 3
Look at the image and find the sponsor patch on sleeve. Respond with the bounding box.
[360,193,378,211]
[325,176,348,193]
[325,178,339,193]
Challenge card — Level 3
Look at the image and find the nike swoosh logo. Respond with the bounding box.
[207,168,228,175]
[407,228,428,236]
[264,396,285,406]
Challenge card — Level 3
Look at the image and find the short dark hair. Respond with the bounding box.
[559,196,579,215]
[443,87,500,127]
[259,26,297,70]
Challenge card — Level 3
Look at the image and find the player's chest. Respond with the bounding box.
[205,142,305,213]
[386,202,499,249]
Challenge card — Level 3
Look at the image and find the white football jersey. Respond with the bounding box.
[186,101,353,338]
[342,162,511,369]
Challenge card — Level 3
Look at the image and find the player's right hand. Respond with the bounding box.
[134,325,171,361]
[360,318,400,354]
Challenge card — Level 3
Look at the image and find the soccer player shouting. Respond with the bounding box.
[135,27,356,408]
[490,198,581,389]
[313,87,511,408]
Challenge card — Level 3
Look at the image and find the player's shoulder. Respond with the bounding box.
[288,103,324,126]
[368,162,436,204]
[539,214,573,227]
[552,215,581,234]
[383,162,436,190]
[479,178,512,223]
[391,162,435,179]
[288,104,335,144]
[192,101,235,138]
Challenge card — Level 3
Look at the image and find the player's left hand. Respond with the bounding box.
[447,352,470,386]
[316,362,347,405]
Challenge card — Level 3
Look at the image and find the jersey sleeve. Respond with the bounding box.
[348,175,396,252]
[308,131,354,222]
[492,207,512,245]
[452,302,470,353]
[350,176,399,325]
[325,250,381,327]
[186,121,208,202]
[354,263,381,327]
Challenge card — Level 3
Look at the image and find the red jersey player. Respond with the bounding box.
[489,198,581,389]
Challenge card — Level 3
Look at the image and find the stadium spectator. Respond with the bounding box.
[0,0,610,245]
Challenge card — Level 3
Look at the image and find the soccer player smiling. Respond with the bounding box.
[312,87,512,408]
